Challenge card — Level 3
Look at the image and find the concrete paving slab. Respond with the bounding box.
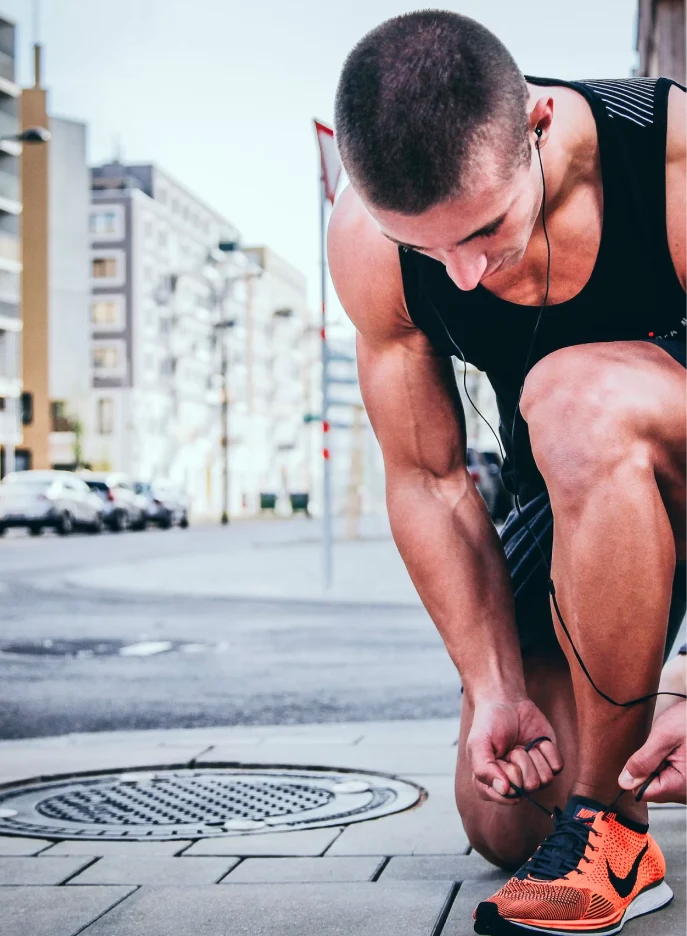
[184,826,344,857]
[0,885,135,936]
[223,856,385,883]
[353,720,459,746]
[0,835,53,855]
[0,855,94,885]
[381,854,509,885]
[327,806,469,856]
[197,741,457,776]
[647,808,687,864]
[443,879,511,934]
[83,881,453,936]
[42,839,194,857]
[0,744,215,785]
[67,855,239,885]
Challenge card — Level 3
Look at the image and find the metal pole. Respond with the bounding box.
[220,316,230,526]
[320,176,332,588]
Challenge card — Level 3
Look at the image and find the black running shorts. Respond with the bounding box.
[499,336,687,660]
[500,491,687,658]
[499,492,686,660]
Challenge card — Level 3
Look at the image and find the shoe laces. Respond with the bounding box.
[519,807,601,882]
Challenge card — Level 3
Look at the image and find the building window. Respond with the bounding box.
[90,211,117,235]
[91,299,120,326]
[93,346,120,371]
[92,257,118,278]
[171,198,179,215]
[158,230,167,247]
[97,398,114,435]
[143,220,153,240]
[50,400,77,432]
[20,391,33,426]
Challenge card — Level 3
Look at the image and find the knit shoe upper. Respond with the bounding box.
[473,795,670,934]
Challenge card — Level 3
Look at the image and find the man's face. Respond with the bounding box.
[366,149,541,292]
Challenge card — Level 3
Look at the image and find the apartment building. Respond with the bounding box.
[86,162,321,517]
[86,162,240,505]
[0,15,21,475]
[636,0,685,84]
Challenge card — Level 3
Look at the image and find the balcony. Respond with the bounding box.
[0,108,17,140]
[0,167,18,203]
[0,231,19,272]
[0,50,14,84]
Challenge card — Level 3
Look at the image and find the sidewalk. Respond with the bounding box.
[53,516,425,607]
[0,719,684,935]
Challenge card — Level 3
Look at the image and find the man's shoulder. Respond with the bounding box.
[328,185,411,338]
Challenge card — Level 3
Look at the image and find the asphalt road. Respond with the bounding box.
[0,523,460,740]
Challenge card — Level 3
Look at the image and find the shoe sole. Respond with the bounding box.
[474,880,673,935]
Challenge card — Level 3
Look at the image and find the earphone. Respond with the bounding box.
[416,127,686,796]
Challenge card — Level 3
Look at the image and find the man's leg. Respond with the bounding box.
[455,644,578,869]
[520,340,686,823]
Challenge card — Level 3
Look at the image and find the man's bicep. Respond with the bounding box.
[356,329,467,478]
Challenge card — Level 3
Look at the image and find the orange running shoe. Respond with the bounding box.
[473,795,672,934]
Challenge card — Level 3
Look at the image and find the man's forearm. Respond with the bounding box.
[388,467,526,704]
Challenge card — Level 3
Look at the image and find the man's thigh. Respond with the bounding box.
[455,646,578,869]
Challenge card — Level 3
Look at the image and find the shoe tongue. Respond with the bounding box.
[521,796,605,882]
[563,795,607,823]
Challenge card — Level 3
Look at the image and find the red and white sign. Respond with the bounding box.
[314,119,342,205]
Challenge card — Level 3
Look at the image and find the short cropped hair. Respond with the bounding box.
[334,11,530,214]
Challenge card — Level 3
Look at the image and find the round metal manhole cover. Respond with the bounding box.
[0,767,423,840]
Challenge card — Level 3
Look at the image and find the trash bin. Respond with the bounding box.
[289,492,310,516]
[260,493,277,511]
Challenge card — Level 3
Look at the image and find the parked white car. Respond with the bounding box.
[0,470,104,536]
[79,472,147,532]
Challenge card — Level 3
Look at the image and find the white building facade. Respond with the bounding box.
[0,16,21,476]
[85,162,321,518]
[48,115,91,468]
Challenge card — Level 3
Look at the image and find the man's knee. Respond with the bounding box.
[455,781,546,871]
[456,798,542,871]
[519,348,651,499]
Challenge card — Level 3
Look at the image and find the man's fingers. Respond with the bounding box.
[528,747,555,787]
[537,739,564,775]
[467,736,515,796]
[474,777,522,805]
[620,743,677,789]
[507,748,541,793]
[633,769,686,805]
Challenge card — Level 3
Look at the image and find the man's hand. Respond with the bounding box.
[467,698,564,805]
[619,701,687,804]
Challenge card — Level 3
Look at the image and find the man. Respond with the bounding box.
[328,11,686,935]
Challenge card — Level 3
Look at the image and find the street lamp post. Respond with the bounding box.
[154,241,259,526]
[214,317,235,525]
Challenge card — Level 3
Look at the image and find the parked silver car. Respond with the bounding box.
[80,472,147,532]
[134,480,189,529]
[0,470,104,536]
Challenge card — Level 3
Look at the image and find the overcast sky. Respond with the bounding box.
[5,1,637,312]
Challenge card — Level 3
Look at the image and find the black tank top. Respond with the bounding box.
[399,76,686,503]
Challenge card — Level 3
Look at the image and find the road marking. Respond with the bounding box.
[118,641,174,657]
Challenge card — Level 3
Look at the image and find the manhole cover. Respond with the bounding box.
[0,767,423,840]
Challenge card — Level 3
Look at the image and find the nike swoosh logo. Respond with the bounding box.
[606,842,649,899]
